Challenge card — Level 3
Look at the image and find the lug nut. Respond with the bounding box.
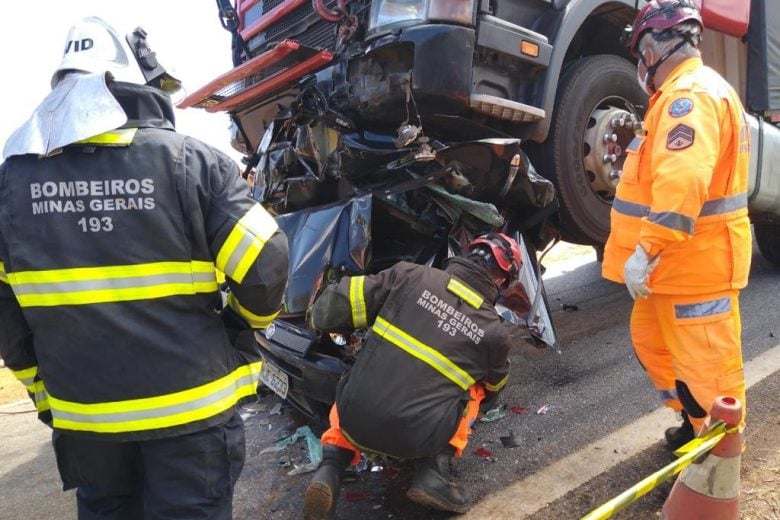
[603,133,618,144]
[603,154,618,164]
[609,170,622,180]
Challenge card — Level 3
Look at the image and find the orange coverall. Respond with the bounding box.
[602,57,752,431]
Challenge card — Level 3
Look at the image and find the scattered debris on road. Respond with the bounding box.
[480,404,508,423]
[500,432,523,448]
[259,425,323,476]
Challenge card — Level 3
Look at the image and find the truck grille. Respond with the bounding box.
[245,0,341,53]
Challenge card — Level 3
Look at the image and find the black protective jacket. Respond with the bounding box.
[309,258,512,459]
[0,82,288,440]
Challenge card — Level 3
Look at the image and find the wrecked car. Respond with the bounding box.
[247,125,560,421]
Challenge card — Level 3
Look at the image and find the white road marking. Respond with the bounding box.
[465,343,780,519]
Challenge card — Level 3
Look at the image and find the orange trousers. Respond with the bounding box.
[321,384,485,464]
[630,289,746,432]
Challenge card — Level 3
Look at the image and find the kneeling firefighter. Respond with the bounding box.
[303,233,521,518]
[0,17,288,519]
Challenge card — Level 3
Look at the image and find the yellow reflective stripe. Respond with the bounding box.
[227,293,278,329]
[447,278,483,309]
[50,362,261,434]
[485,373,509,392]
[350,276,367,328]
[33,380,50,412]
[7,261,217,307]
[8,260,214,284]
[10,366,37,389]
[372,316,475,390]
[0,261,7,283]
[76,128,138,146]
[216,205,278,283]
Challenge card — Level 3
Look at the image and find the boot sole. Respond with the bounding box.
[304,482,335,520]
[407,486,471,514]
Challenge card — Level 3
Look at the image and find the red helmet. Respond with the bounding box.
[467,233,522,280]
[625,0,703,56]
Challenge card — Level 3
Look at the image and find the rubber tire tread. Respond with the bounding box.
[754,223,780,268]
[543,54,647,245]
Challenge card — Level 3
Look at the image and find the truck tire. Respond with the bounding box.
[543,55,647,245]
[755,223,780,268]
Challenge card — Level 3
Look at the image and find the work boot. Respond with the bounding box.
[665,411,695,451]
[407,449,471,513]
[303,445,354,520]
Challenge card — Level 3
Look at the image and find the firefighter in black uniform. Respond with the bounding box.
[0,17,289,519]
[303,233,522,518]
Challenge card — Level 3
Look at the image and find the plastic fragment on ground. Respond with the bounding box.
[259,425,323,476]
[537,404,550,415]
[500,432,523,448]
[474,447,493,458]
[510,406,528,414]
[479,403,508,422]
[244,401,268,413]
[269,403,283,415]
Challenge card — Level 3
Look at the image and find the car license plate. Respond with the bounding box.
[259,360,289,400]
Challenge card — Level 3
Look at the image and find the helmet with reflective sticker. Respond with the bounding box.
[467,233,523,280]
[625,0,703,56]
[52,16,180,93]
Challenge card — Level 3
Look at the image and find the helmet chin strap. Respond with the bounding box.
[639,33,695,93]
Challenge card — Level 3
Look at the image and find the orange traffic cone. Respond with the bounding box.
[661,396,742,520]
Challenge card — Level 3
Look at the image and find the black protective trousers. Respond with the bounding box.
[52,414,246,520]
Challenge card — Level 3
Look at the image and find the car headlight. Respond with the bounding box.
[368,0,475,31]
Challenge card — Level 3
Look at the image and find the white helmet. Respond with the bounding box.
[52,16,181,93]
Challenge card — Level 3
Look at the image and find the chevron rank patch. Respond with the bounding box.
[667,124,695,150]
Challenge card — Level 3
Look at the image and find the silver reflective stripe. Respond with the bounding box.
[674,297,731,319]
[35,389,49,404]
[18,376,35,388]
[658,389,678,402]
[699,193,748,217]
[373,317,475,390]
[223,232,257,279]
[12,272,214,296]
[612,198,650,218]
[648,211,695,234]
[50,372,257,424]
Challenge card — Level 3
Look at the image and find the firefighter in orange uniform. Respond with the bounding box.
[302,234,521,518]
[603,0,752,449]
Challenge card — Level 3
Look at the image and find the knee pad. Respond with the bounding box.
[675,380,707,418]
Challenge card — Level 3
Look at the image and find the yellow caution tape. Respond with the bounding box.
[673,421,736,456]
[580,421,727,520]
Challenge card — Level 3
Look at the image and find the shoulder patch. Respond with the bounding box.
[667,124,695,150]
[668,98,694,118]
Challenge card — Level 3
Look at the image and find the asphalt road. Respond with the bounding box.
[1,242,778,519]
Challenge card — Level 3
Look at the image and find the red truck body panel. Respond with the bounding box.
[695,0,751,37]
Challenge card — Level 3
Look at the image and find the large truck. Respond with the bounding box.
[182,0,780,421]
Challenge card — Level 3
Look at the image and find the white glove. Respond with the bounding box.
[624,245,660,300]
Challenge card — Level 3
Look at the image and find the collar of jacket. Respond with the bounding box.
[650,56,703,103]
[444,257,500,304]
[108,81,176,132]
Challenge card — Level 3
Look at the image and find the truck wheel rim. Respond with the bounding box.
[582,97,640,204]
